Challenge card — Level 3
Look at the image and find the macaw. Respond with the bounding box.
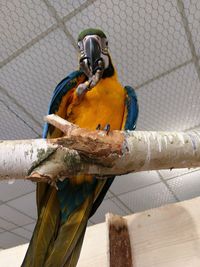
[22,28,138,267]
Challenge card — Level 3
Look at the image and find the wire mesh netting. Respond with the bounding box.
[0,0,200,249]
[1,0,200,138]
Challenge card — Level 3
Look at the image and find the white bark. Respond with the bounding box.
[0,115,200,184]
[0,139,57,180]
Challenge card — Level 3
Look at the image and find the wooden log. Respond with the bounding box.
[0,114,200,183]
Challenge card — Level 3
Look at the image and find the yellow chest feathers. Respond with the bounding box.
[67,74,126,131]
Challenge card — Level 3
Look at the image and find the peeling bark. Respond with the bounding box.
[0,115,200,184]
[45,115,125,161]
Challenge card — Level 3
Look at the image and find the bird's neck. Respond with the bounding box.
[94,68,120,90]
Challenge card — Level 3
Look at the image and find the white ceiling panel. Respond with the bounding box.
[118,182,176,213]
[0,29,77,125]
[136,63,200,131]
[0,0,56,62]
[0,217,17,231]
[0,181,35,202]
[48,0,87,18]
[23,222,36,233]
[0,101,39,140]
[87,220,94,227]
[11,227,32,240]
[91,198,129,224]
[0,232,27,249]
[158,168,200,180]
[0,90,43,136]
[103,190,112,200]
[167,170,200,201]
[111,171,160,195]
[183,0,200,55]
[7,192,37,219]
[66,0,191,86]
[0,205,33,226]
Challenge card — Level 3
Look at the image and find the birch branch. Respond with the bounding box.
[0,114,200,185]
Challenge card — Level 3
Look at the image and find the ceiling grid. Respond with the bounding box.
[177,0,200,81]
[0,0,200,249]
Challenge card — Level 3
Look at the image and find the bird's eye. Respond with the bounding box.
[78,42,83,50]
[106,41,108,46]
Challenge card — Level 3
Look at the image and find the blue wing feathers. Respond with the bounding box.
[49,70,83,112]
[124,86,139,131]
[42,70,85,138]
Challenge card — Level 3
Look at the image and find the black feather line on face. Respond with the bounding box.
[102,56,115,78]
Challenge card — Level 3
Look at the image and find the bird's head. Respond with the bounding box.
[77,28,114,79]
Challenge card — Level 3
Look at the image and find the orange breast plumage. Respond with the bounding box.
[67,73,126,131]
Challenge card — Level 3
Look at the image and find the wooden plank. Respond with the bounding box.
[127,197,200,267]
[2,197,200,267]
[77,222,108,267]
[77,197,200,267]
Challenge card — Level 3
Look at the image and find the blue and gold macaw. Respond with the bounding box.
[22,29,138,267]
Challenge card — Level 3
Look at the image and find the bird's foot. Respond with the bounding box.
[76,80,92,100]
[96,124,101,130]
[96,123,110,135]
[104,124,110,135]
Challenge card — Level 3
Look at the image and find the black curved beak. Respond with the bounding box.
[85,37,102,74]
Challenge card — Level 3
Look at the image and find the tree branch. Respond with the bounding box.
[1,114,200,185]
